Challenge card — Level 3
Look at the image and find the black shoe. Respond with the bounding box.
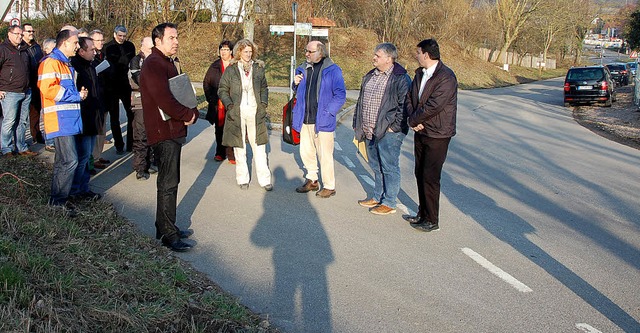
[402,215,424,224]
[156,229,193,240]
[136,171,150,180]
[412,222,439,232]
[239,183,249,190]
[116,149,125,155]
[263,184,273,191]
[81,191,102,201]
[163,239,193,252]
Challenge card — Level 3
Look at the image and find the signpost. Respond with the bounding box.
[268,2,325,98]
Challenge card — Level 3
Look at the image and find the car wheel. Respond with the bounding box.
[604,98,612,107]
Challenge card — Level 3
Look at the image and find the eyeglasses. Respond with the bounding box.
[24,30,35,33]
[220,48,231,51]
[9,32,21,36]
[304,49,317,54]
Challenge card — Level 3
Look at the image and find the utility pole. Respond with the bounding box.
[290,2,298,99]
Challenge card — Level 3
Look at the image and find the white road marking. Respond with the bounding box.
[461,248,533,293]
[359,175,374,187]
[396,203,414,216]
[575,323,602,333]
[342,156,355,168]
[334,142,343,151]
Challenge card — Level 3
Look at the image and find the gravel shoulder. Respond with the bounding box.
[572,84,640,150]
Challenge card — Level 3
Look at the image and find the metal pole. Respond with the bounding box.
[290,2,298,99]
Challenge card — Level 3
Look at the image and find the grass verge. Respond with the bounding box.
[0,157,277,332]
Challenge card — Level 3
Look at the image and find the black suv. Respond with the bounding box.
[605,63,631,86]
[564,66,616,107]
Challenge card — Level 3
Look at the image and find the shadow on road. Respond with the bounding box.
[251,166,334,332]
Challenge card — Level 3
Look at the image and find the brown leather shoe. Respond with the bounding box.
[358,198,379,208]
[18,150,38,157]
[296,179,319,193]
[316,188,336,198]
[370,204,396,215]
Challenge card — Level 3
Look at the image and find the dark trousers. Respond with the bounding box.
[414,135,451,224]
[29,94,43,143]
[132,108,151,172]
[107,87,133,152]
[214,123,234,160]
[154,139,182,243]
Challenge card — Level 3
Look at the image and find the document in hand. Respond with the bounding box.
[159,73,198,121]
[353,137,368,162]
[95,60,110,74]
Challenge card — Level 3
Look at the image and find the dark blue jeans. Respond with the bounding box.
[365,131,405,208]
[1,90,31,154]
[70,135,96,196]
[154,139,183,243]
[50,135,78,205]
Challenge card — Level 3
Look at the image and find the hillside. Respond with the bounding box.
[161,23,565,90]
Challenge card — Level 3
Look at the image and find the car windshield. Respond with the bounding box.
[568,69,604,80]
[606,64,625,71]
[630,63,637,69]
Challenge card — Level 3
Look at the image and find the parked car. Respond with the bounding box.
[629,62,637,77]
[564,66,616,107]
[605,63,631,86]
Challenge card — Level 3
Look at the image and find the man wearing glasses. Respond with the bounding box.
[104,25,136,154]
[0,25,35,157]
[291,41,346,198]
[21,23,45,146]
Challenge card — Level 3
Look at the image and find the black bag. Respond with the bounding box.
[282,96,300,145]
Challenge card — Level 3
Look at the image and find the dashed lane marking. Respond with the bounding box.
[334,142,343,151]
[575,323,602,333]
[342,156,355,168]
[396,203,414,216]
[461,247,533,293]
[359,175,374,187]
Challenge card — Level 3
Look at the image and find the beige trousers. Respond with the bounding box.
[300,124,335,190]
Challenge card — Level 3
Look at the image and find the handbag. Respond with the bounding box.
[282,95,300,145]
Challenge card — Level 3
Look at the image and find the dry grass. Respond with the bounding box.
[0,157,277,333]
[572,84,640,149]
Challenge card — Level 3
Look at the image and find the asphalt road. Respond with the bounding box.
[88,78,640,332]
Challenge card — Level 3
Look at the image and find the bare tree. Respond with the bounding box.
[244,0,255,40]
[494,0,545,64]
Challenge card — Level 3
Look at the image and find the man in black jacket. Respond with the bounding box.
[403,39,458,232]
[69,37,104,200]
[0,25,35,157]
[104,25,136,154]
[353,43,410,216]
[21,23,44,144]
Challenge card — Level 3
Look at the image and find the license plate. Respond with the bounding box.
[611,71,619,74]
[577,86,593,90]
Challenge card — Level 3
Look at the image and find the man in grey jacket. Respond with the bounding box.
[353,43,410,215]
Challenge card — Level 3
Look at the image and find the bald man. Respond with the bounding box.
[291,40,346,198]
[129,36,154,180]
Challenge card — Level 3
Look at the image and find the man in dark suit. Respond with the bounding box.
[104,25,136,154]
[403,39,458,232]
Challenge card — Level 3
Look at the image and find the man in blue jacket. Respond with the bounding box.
[292,41,346,198]
[353,43,410,215]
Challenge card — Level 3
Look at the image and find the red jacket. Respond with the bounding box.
[139,47,198,146]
